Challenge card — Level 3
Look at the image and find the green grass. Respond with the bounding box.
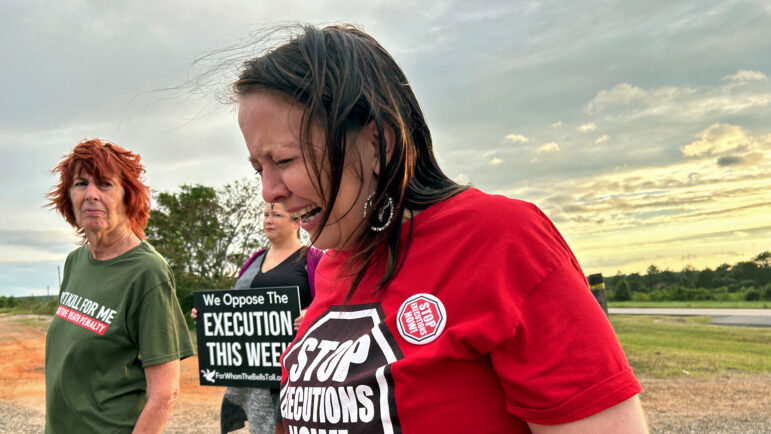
[608,300,769,309]
[0,300,59,315]
[611,315,771,379]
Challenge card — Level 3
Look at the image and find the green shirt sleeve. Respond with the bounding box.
[136,280,195,367]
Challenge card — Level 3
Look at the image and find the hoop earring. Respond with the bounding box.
[363,193,394,232]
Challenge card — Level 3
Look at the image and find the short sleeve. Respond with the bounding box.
[490,257,641,425]
[136,281,196,367]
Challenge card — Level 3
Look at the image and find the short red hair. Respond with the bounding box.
[47,138,151,242]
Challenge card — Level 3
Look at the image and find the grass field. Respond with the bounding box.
[608,300,769,308]
[610,315,771,379]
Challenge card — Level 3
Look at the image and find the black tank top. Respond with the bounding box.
[249,248,312,308]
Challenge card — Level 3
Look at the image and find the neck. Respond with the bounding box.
[87,226,141,261]
[268,235,303,255]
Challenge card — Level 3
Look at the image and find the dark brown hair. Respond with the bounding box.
[234,25,466,300]
[47,138,151,242]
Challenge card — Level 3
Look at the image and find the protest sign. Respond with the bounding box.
[194,286,301,387]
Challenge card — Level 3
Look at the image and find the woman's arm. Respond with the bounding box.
[132,360,181,434]
[528,395,648,434]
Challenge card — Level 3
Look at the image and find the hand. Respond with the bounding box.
[294,309,307,330]
[191,308,198,319]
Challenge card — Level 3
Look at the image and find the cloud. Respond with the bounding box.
[723,69,768,82]
[578,122,597,132]
[681,123,753,157]
[530,141,561,163]
[536,142,560,153]
[0,230,74,257]
[514,153,771,233]
[551,121,563,128]
[716,156,744,167]
[595,135,609,144]
[587,83,648,113]
[490,157,504,165]
[454,173,471,185]
[586,72,771,121]
[504,133,529,143]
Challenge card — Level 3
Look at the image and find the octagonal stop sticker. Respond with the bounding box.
[396,293,447,345]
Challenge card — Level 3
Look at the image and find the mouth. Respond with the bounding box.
[291,204,322,225]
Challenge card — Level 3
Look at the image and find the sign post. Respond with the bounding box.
[587,273,608,316]
[194,286,301,388]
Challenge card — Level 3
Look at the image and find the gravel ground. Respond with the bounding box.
[650,417,771,434]
[0,401,44,434]
[2,378,770,433]
[641,376,771,434]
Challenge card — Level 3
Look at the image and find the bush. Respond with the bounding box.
[4,296,21,308]
[713,287,731,301]
[761,284,771,301]
[691,288,713,301]
[615,280,632,301]
[34,300,58,315]
[670,285,689,301]
[745,289,761,301]
[631,292,650,301]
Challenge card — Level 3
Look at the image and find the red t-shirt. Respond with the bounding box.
[280,189,640,433]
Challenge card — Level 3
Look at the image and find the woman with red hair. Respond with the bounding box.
[45,138,194,433]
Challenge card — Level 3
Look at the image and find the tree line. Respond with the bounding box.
[603,252,771,302]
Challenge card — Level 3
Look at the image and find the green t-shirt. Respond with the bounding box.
[45,241,195,434]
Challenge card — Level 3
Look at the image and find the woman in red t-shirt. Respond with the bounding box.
[233,24,648,433]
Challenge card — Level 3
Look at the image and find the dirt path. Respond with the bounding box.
[0,314,229,433]
[1,314,769,433]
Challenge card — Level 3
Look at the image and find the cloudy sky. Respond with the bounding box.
[2,0,770,297]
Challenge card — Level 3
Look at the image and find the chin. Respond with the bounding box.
[310,229,345,251]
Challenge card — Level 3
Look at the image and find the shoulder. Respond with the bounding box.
[414,189,576,290]
[65,245,86,263]
[238,249,268,278]
[63,245,92,271]
[424,188,542,223]
[422,189,566,252]
[122,241,175,288]
[132,241,173,271]
[307,246,323,264]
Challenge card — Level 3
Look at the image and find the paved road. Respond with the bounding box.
[609,308,771,327]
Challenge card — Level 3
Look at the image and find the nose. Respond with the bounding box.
[260,167,290,204]
[84,182,100,201]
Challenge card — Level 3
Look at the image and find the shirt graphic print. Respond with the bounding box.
[280,303,404,434]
